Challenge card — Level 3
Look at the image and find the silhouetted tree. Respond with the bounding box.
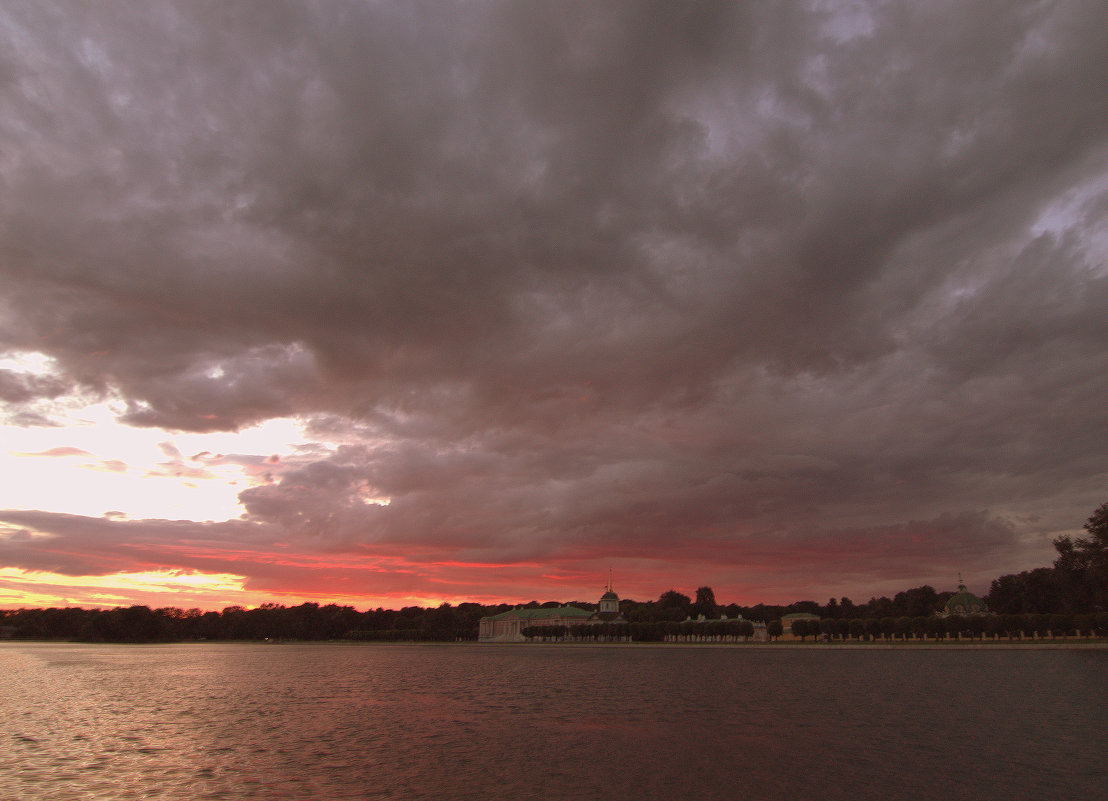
[422,603,458,639]
[658,589,692,621]
[944,615,967,639]
[924,616,946,640]
[966,615,987,640]
[864,596,894,619]
[692,586,719,619]
[1053,501,1108,612]
[893,586,942,617]
[849,618,865,640]
[988,568,1063,615]
[891,617,910,640]
[790,600,821,615]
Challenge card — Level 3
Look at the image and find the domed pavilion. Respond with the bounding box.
[942,576,988,616]
[591,570,624,622]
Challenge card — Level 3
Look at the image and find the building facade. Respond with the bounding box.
[478,575,624,642]
[477,605,594,642]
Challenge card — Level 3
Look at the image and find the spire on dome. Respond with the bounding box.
[596,570,621,619]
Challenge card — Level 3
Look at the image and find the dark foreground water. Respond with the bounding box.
[2,642,1105,801]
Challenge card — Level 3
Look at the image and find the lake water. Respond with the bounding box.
[1,642,1105,800]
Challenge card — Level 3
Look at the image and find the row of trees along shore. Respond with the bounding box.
[519,612,1108,643]
[522,620,758,643]
[2,502,1105,644]
[783,612,1108,641]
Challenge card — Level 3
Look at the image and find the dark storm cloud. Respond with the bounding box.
[0,369,69,404]
[1,1,1106,601]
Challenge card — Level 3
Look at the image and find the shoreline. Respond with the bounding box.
[5,638,1107,650]
[485,639,1108,649]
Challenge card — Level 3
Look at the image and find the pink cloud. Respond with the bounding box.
[18,447,92,458]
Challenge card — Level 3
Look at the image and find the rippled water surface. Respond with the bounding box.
[2,642,1105,800]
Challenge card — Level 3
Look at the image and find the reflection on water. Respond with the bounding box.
[2,642,1105,800]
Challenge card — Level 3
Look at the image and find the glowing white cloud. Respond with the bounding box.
[0,350,59,375]
[1,397,311,521]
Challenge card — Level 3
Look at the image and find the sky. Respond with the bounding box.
[1,1,1106,612]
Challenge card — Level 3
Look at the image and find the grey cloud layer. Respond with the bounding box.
[1,1,1106,598]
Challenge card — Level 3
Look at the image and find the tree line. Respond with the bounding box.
[520,619,758,643]
[2,502,1104,644]
[784,612,1108,642]
[988,502,1108,615]
[0,601,493,643]
[520,613,1108,643]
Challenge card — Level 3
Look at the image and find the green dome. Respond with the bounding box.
[600,590,619,601]
[945,584,987,616]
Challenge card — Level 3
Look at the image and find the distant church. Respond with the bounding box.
[478,572,624,642]
[592,572,622,621]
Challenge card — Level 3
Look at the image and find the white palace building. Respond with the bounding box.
[478,574,623,642]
